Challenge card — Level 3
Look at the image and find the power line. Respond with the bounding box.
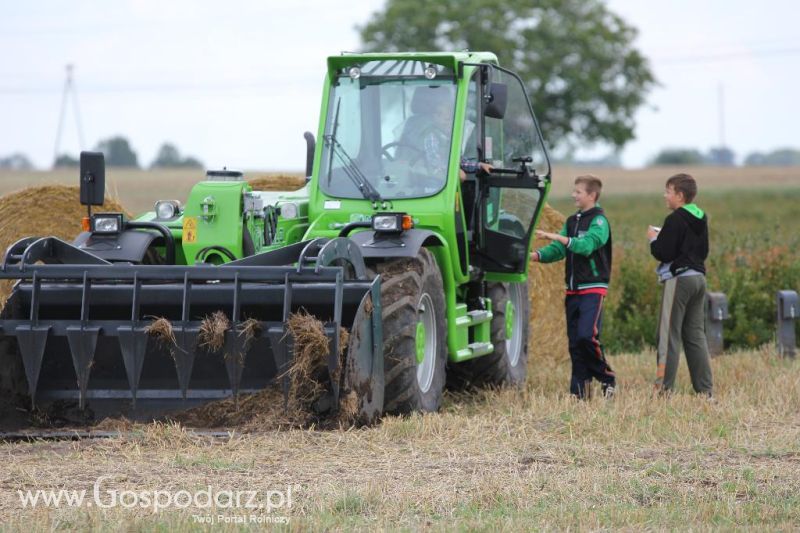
[656,46,800,65]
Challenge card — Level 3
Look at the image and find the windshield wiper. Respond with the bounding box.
[326,98,341,186]
[323,134,383,202]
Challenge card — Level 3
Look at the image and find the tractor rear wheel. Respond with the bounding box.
[375,249,447,414]
[449,281,529,388]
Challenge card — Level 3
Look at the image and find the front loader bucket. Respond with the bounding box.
[0,237,383,425]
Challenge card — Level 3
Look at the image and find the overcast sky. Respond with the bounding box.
[1,0,797,170]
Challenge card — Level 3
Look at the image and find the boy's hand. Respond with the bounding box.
[530,251,541,262]
[647,225,660,240]
[536,230,568,246]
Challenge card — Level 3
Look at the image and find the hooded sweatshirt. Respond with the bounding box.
[650,203,708,280]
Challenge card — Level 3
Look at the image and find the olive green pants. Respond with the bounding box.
[655,275,713,394]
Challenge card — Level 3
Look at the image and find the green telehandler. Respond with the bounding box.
[0,51,551,428]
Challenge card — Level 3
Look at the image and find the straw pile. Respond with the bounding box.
[0,185,127,306]
[247,175,306,191]
[527,204,568,363]
[172,309,354,430]
[198,311,230,352]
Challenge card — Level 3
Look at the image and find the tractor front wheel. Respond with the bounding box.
[375,249,447,414]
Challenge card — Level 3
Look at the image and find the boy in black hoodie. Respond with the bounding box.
[647,173,713,396]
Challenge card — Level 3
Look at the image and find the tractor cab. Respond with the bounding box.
[314,53,551,280]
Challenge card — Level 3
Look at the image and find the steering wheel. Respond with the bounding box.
[381,141,424,164]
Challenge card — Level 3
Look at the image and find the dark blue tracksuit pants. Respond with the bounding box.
[566,293,615,398]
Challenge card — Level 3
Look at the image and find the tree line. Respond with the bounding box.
[0,137,202,170]
[650,147,800,167]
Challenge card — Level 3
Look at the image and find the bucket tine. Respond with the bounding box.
[15,325,50,407]
[172,325,199,400]
[268,326,291,409]
[223,330,247,403]
[117,326,148,409]
[66,326,101,411]
[327,326,340,406]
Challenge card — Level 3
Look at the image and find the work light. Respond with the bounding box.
[279,202,298,220]
[91,213,123,234]
[372,213,413,234]
[155,200,181,219]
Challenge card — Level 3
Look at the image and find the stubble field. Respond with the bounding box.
[0,166,798,530]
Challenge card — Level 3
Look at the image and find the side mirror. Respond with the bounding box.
[304,131,315,182]
[484,82,508,119]
[79,151,105,206]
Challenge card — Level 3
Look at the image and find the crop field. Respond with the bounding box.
[0,166,798,530]
[1,164,798,214]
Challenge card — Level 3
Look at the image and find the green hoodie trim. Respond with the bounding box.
[682,203,704,219]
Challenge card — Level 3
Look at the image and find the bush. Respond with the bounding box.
[603,246,800,353]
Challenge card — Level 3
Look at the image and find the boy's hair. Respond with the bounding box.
[574,175,603,201]
[666,173,697,203]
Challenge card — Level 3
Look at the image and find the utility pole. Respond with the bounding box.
[53,64,85,164]
[717,82,725,148]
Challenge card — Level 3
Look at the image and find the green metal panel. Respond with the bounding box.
[181,180,248,264]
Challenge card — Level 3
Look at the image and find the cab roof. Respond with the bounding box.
[327,51,499,76]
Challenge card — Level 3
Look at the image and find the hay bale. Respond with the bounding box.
[527,204,569,363]
[0,185,128,306]
[247,175,306,191]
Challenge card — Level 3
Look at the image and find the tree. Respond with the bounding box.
[706,147,735,166]
[745,148,800,166]
[53,153,79,168]
[95,136,139,167]
[358,0,655,151]
[651,148,706,166]
[150,142,204,169]
[0,152,34,170]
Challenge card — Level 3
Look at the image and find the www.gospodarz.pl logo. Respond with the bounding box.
[18,475,297,516]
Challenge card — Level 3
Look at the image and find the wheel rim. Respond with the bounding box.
[416,292,437,393]
[505,283,525,367]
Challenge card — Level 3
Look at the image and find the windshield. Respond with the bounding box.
[319,62,457,200]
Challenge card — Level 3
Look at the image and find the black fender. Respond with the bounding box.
[72,230,160,263]
[348,228,444,260]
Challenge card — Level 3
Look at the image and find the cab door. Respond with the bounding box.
[470,65,551,276]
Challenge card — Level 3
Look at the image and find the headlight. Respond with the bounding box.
[372,213,413,234]
[91,213,123,234]
[279,202,298,219]
[155,200,181,219]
